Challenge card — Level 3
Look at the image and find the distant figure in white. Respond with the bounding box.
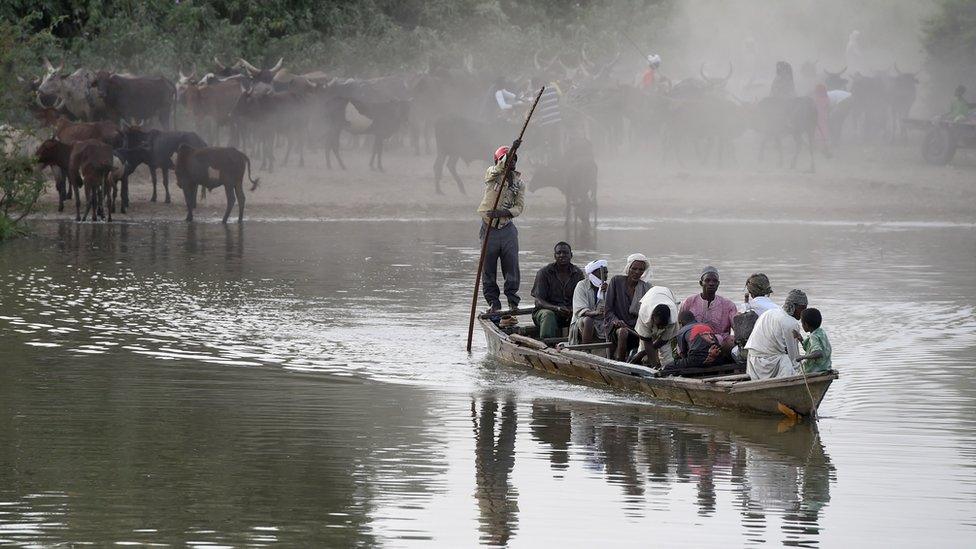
[845,30,864,74]
[745,289,808,380]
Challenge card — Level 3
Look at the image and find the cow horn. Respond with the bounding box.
[214,56,226,70]
[534,50,542,71]
[581,45,594,68]
[269,57,284,73]
[43,57,53,72]
[238,58,260,75]
[53,96,65,111]
[56,58,64,71]
[179,69,187,80]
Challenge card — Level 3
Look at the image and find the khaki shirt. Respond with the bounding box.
[477,159,525,228]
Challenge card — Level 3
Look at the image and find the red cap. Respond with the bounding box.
[494,146,509,163]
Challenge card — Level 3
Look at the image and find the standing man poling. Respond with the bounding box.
[478,144,526,313]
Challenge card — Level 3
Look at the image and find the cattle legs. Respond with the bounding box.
[183,184,196,222]
[369,136,385,172]
[221,181,246,224]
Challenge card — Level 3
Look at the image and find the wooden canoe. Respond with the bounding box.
[479,317,837,418]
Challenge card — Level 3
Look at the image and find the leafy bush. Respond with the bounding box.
[923,0,976,102]
[0,140,46,242]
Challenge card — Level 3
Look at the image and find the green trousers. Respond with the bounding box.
[533,309,569,339]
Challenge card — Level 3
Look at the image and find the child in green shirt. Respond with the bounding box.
[793,308,832,373]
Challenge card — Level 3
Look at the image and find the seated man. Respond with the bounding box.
[605,253,652,361]
[745,289,808,380]
[632,285,680,367]
[569,259,608,344]
[680,266,738,346]
[742,273,777,316]
[532,242,584,340]
[948,85,975,122]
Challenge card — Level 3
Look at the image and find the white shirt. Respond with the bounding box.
[745,308,801,380]
[744,295,778,316]
[495,89,518,110]
[827,89,851,106]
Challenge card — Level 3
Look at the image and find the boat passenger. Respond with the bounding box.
[569,259,608,345]
[605,253,652,361]
[680,266,738,346]
[531,242,585,340]
[632,285,680,367]
[745,289,808,380]
[742,272,778,316]
[794,307,832,374]
[657,311,726,376]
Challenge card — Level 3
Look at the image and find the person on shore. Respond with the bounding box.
[605,253,652,361]
[794,307,832,374]
[569,259,608,344]
[531,242,584,340]
[745,289,808,380]
[632,285,680,367]
[948,85,975,122]
[477,144,526,313]
[680,266,738,346]
[742,273,777,316]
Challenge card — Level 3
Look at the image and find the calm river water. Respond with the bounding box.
[1,217,974,547]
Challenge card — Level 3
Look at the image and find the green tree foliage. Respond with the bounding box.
[923,0,976,100]
[1,0,671,78]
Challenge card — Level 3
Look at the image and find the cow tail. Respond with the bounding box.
[245,155,260,191]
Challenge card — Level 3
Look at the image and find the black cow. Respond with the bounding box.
[93,72,175,129]
[751,96,818,172]
[117,125,208,208]
[348,99,409,172]
[889,65,919,142]
[433,115,491,194]
[232,87,307,172]
[530,138,599,234]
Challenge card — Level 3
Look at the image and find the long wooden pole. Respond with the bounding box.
[466,86,546,352]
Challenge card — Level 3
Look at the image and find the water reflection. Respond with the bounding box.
[527,401,834,547]
[472,395,519,547]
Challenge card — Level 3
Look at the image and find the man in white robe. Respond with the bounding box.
[745,289,808,380]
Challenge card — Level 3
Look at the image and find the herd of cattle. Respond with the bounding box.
[5,52,921,224]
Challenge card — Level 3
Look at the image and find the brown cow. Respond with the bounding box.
[36,138,115,221]
[174,144,259,223]
[177,73,243,145]
[45,119,120,205]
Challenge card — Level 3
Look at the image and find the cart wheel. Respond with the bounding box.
[922,126,957,165]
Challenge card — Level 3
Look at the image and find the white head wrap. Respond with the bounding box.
[623,253,652,283]
[647,54,661,67]
[584,259,608,300]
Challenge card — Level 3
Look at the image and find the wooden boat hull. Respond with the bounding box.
[480,318,837,417]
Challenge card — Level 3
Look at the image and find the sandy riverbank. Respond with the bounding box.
[30,140,976,225]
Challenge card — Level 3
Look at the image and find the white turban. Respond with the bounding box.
[647,54,661,67]
[623,253,652,283]
[585,259,608,300]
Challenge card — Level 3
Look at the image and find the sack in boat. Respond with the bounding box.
[732,310,759,348]
[499,315,519,328]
